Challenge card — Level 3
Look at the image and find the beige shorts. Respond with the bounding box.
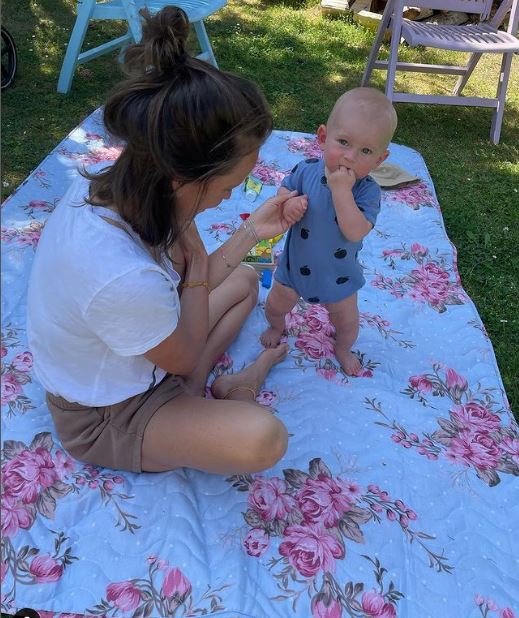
[46,374,187,473]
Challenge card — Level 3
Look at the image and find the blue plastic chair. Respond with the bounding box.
[57,0,227,94]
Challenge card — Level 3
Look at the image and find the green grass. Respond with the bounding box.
[2,0,518,413]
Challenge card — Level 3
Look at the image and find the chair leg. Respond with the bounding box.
[57,0,96,94]
[122,0,144,41]
[490,52,513,145]
[385,13,402,99]
[453,52,482,95]
[193,20,218,68]
[361,5,393,86]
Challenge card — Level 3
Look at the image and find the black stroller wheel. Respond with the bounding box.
[1,26,17,90]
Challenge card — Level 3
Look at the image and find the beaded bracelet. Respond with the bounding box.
[181,280,210,291]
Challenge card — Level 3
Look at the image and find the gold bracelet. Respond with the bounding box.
[181,280,210,291]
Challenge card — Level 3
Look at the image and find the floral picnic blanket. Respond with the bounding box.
[1,108,518,618]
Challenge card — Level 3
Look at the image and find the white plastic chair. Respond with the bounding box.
[57,0,227,94]
[362,0,519,143]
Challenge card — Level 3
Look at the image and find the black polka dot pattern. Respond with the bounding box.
[307,296,320,303]
[321,175,327,185]
[336,276,350,284]
[291,163,299,174]
[301,228,309,239]
[334,248,347,259]
[305,158,319,164]
[300,266,311,276]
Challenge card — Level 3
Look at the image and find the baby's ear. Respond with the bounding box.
[317,125,327,149]
[375,149,390,168]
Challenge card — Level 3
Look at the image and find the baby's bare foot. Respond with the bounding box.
[212,344,289,401]
[336,349,361,376]
[260,326,284,348]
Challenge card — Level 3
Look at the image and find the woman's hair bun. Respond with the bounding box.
[123,6,190,77]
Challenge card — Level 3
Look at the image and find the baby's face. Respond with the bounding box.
[318,105,390,180]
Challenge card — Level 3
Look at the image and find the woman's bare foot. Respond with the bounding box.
[335,348,361,376]
[260,326,284,348]
[211,344,289,401]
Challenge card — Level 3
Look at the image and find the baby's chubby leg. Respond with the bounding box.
[261,281,300,348]
[326,293,361,376]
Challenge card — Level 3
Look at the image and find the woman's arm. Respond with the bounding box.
[208,190,303,289]
[144,224,209,376]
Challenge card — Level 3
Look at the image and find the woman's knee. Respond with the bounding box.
[245,413,288,472]
[236,264,259,304]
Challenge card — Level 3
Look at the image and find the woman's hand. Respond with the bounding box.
[179,222,209,282]
[179,222,208,260]
[250,190,306,240]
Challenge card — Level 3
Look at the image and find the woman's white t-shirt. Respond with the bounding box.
[27,174,181,406]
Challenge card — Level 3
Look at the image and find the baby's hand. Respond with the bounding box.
[327,166,356,193]
[283,194,308,225]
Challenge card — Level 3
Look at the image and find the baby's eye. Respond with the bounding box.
[361,148,373,155]
[338,139,349,146]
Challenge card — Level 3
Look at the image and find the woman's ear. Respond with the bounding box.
[317,125,327,150]
[171,179,182,190]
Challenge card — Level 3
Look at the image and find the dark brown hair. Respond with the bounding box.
[87,6,272,251]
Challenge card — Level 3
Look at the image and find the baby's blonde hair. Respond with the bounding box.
[329,87,398,147]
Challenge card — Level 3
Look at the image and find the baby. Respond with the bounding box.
[261,87,398,375]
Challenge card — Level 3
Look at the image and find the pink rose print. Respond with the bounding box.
[287,303,379,383]
[287,137,322,159]
[383,182,436,210]
[256,390,278,407]
[29,554,64,583]
[90,554,227,614]
[279,523,345,577]
[376,243,465,312]
[1,494,34,537]
[474,594,516,618]
[106,580,142,612]
[312,596,343,618]
[252,160,288,186]
[1,346,7,357]
[445,433,501,470]
[451,402,501,432]
[249,477,297,521]
[161,567,192,602]
[11,351,33,372]
[294,331,334,360]
[362,590,397,617]
[297,476,352,528]
[2,447,58,504]
[410,242,428,257]
[54,450,76,480]
[285,308,306,332]
[243,528,270,557]
[409,375,433,393]
[1,372,22,404]
[227,458,445,615]
[375,363,519,486]
[501,436,519,465]
[445,368,468,391]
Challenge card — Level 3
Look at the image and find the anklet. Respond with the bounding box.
[223,386,257,400]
